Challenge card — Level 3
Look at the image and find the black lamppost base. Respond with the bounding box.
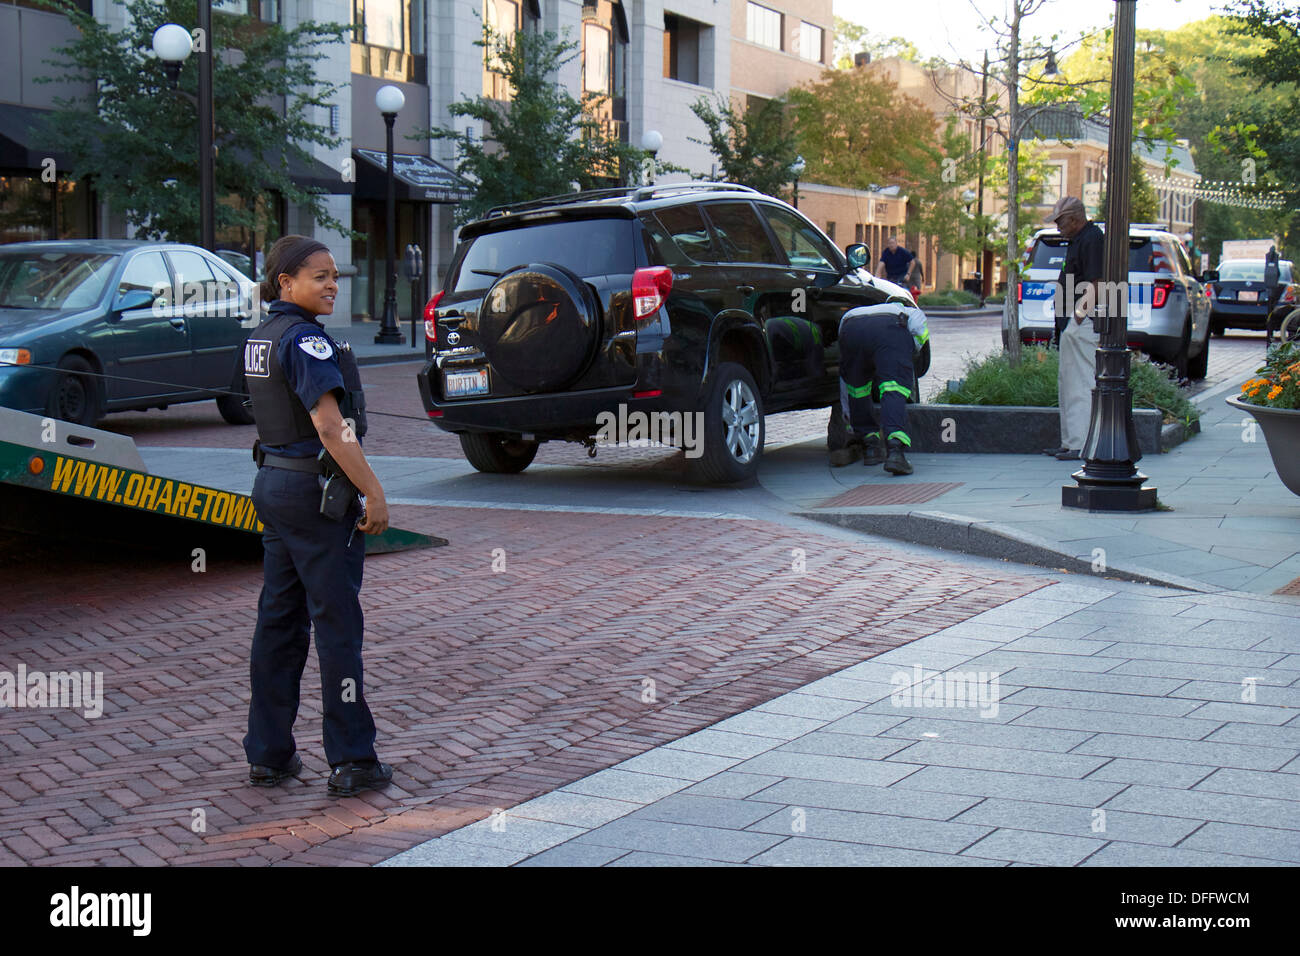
[1061,477,1157,512]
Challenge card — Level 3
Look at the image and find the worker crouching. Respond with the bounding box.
[828,303,930,476]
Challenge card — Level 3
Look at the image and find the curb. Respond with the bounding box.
[795,508,1214,593]
[922,306,1003,317]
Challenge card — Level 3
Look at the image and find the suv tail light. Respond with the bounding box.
[423,290,444,343]
[1152,278,1174,310]
[1284,284,1297,304]
[1017,281,1023,303]
[1205,283,1214,299]
[632,267,673,320]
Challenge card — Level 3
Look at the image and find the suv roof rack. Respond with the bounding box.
[484,181,760,220]
[485,187,640,219]
[631,181,758,201]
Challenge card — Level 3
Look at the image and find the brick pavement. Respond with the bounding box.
[0,504,1039,865]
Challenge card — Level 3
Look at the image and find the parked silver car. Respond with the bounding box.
[1018,224,1212,379]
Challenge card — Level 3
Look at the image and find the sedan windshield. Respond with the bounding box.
[0,251,119,309]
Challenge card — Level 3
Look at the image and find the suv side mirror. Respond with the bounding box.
[1200,270,1219,284]
[845,243,869,270]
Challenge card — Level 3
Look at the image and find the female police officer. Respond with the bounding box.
[241,235,394,797]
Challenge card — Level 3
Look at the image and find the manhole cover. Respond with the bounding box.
[1276,577,1300,595]
[816,481,963,508]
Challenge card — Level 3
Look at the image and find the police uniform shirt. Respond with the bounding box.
[261,300,347,459]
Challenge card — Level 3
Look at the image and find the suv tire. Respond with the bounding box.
[459,432,540,474]
[1171,319,1191,380]
[691,362,764,484]
[479,263,600,393]
[1187,332,1209,381]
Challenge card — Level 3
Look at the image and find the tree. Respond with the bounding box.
[832,17,919,70]
[788,67,930,193]
[905,116,989,265]
[1097,154,1160,224]
[688,94,800,197]
[1220,0,1300,254]
[421,26,654,223]
[32,0,350,245]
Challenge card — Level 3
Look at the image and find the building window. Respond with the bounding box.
[4,0,93,12]
[855,224,864,244]
[796,21,822,62]
[746,2,781,51]
[352,0,427,82]
[580,1,629,140]
[213,0,279,22]
[1041,161,1066,206]
[664,13,704,85]
[482,0,520,99]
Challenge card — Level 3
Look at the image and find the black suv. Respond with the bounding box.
[416,183,926,483]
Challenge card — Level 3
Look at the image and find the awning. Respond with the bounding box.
[231,147,354,196]
[0,105,351,197]
[0,104,73,169]
[353,149,474,204]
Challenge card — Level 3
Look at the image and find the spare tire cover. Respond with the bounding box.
[478,262,600,393]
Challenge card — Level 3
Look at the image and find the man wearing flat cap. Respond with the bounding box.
[1045,195,1104,460]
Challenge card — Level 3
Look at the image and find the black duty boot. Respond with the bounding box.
[829,435,864,467]
[862,434,887,466]
[883,439,913,476]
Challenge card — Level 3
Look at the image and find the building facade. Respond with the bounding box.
[0,0,735,328]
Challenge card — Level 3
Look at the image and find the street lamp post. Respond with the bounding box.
[976,50,989,304]
[1063,0,1155,512]
[375,85,405,345]
[791,155,806,209]
[152,15,215,251]
[640,129,662,186]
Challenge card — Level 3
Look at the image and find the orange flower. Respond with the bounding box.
[1268,385,1283,400]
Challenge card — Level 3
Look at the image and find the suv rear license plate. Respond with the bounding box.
[1238,290,1258,302]
[445,368,489,398]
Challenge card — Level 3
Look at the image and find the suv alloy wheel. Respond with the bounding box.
[691,361,764,484]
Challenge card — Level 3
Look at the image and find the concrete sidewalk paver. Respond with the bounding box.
[386,576,1300,866]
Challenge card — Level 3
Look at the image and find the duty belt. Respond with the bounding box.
[261,454,321,474]
[253,442,322,474]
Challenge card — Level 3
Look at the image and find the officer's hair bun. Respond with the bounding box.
[262,235,331,303]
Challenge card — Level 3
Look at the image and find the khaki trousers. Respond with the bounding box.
[1058,316,1099,450]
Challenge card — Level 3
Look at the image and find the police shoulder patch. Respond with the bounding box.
[297,334,334,360]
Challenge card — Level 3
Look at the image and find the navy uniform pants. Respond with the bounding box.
[244,466,376,769]
[838,311,916,447]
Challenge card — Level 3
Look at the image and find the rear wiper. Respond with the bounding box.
[471,269,502,278]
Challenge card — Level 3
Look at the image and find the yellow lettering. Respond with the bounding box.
[200,491,215,521]
[122,473,144,507]
[155,481,174,514]
[229,498,250,528]
[96,467,121,500]
[187,489,204,519]
[51,457,77,492]
[173,483,192,515]
[210,493,229,524]
[72,462,96,496]
[140,476,162,509]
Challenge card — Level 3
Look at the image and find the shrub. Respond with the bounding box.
[936,346,1200,425]
[917,289,980,307]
